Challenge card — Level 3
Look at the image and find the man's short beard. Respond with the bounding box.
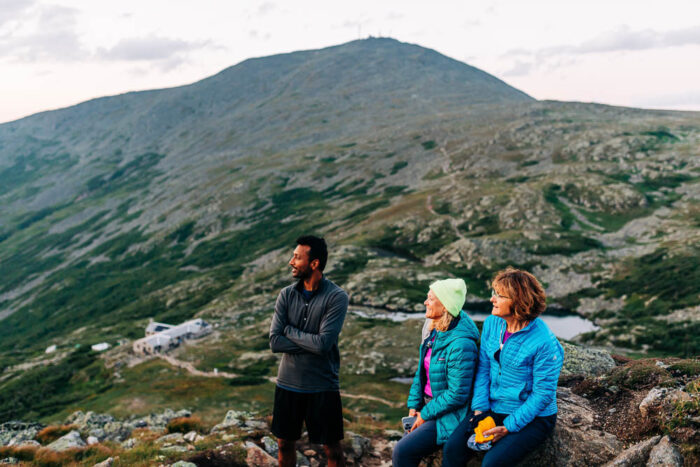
[293,266,312,280]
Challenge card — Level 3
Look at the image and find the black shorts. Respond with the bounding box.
[271,386,344,444]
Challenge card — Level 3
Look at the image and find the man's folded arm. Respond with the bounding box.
[269,292,305,354]
[284,291,348,355]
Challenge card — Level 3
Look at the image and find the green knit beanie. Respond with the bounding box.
[430,278,467,317]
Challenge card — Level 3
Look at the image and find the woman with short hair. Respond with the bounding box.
[392,278,480,467]
[456,267,564,466]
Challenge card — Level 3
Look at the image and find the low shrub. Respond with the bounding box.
[668,360,700,378]
[0,444,38,461]
[606,360,673,390]
[166,415,206,434]
[187,446,248,467]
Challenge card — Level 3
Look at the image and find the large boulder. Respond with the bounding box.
[47,430,86,452]
[646,436,683,466]
[561,342,616,377]
[602,436,661,466]
[243,441,277,467]
[522,388,623,466]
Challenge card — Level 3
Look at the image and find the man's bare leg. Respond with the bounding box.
[278,438,296,467]
[324,441,346,467]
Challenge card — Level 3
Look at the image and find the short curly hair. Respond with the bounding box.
[491,267,547,322]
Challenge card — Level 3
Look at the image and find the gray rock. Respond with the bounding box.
[211,410,255,432]
[261,435,279,457]
[560,342,616,377]
[646,436,683,466]
[121,438,139,449]
[47,430,86,452]
[297,450,311,467]
[92,457,114,467]
[0,458,19,465]
[89,428,106,440]
[346,431,371,459]
[639,388,692,417]
[243,441,277,467]
[11,440,39,447]
[183,430,198,443]
[156,432,185,446]
[66,410,115,430]
[87,435,99,445]
[128,408,191,433]
[171,462,197,467]
[0,421,42,447]
[523,388,623,466]
[603,436,661,466]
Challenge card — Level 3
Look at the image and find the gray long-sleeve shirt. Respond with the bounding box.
[269,277,348,391]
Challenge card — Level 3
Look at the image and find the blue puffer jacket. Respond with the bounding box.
[406,311,479,444]
[471,315,564,433]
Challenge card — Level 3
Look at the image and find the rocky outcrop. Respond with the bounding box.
[561,342,616,377]
[63,408,192,442]
[0,421,42,447]
[523,388,623,466]
[211,409,267,433]
[603,436,661,466]
[646,436,683,466]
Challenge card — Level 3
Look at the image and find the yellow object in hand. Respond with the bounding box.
[474,416,496,443]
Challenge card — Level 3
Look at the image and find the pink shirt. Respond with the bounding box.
[423,335,436,397]
[503,329,514,344]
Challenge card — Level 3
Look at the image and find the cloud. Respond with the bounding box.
[99,36,206,61]
[0,0,34,27]
[508,25,700,59]
[96,36,213,70]
[502,60,533,77]
[257,2,276,15]
[0,4,87,62]
[385,11,404,21]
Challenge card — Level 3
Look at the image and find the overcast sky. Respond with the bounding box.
[2,0,700,123]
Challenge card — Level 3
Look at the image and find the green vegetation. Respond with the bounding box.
[606,247,700,310]
[86,152,165,196]
[597,247,700,356]
[543,184,576,230]
[525,233,603,256]
[606,359,674,389]
[421,140,437,150]
[460,214,501,237]
[0,347,111,421]
[391,161,408,174]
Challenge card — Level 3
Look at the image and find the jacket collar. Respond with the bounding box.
[295,275,326,294]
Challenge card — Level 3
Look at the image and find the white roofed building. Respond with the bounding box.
[133,318,212,355]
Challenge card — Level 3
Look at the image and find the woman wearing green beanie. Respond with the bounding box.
[393,278,480,467]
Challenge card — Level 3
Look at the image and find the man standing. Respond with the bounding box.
[270,235,348,467]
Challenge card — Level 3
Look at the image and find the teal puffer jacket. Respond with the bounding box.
[471,315,564,433]
[406,311,480,444]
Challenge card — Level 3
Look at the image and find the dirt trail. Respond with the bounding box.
[156,354,239,378]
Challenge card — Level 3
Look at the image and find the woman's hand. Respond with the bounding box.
[473,410,482,416]
[410,412,425,432]
[483,425,508,443]
[409,408,416,417]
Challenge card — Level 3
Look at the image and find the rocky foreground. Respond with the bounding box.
[0,352,697,466]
